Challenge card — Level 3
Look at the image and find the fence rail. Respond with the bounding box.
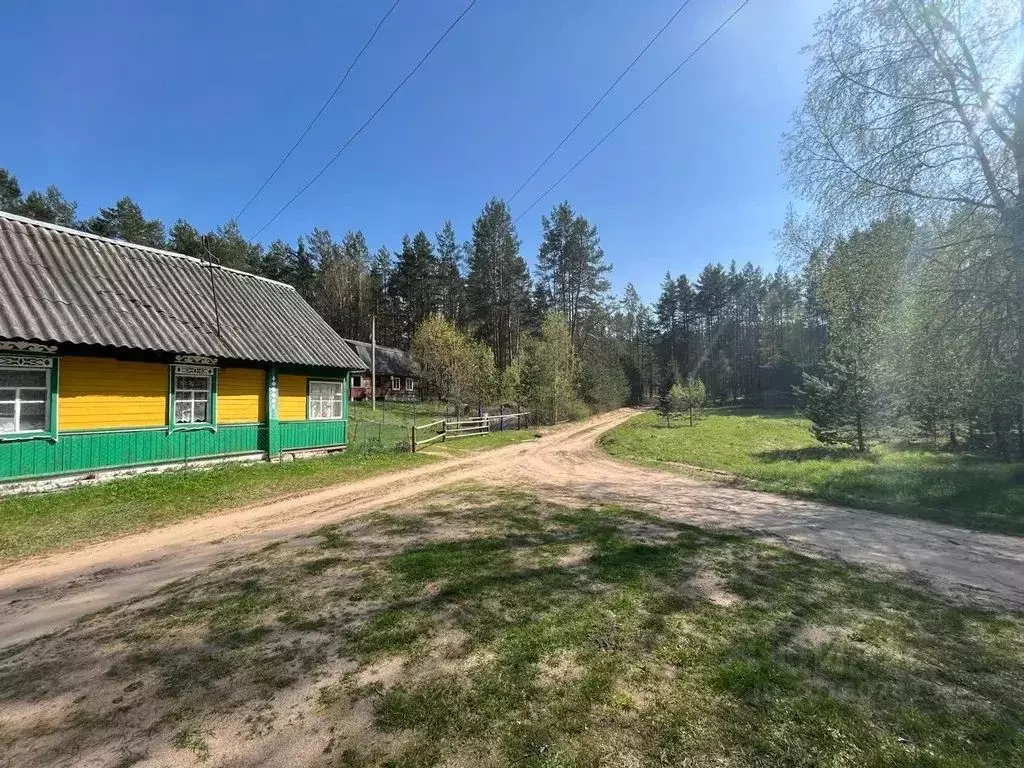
[411,411,530,452]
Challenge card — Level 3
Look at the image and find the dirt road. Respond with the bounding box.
[1,408,1022,649]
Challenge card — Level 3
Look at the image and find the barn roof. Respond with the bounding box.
[343,339,420,378]
[0,211,364,370]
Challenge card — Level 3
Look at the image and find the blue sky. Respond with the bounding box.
[4,0,830,300]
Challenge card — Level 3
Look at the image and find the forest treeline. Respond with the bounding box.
[4,154,1021,453]
[2,0,1022,451]
[1,166,815,422]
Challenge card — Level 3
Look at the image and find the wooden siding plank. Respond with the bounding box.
[58,357,168,431]
[218,367,266,424]
[278,375,307,421]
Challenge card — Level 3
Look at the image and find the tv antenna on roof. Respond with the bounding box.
[201,235,223,338]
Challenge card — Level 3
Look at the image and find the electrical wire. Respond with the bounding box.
[249,0,478,240]
[234,1,403,222]
[508,0,697,204]
[514,0,752,224]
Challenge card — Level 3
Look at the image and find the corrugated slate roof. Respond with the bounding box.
[0,211,365,370]
[343,339,420,378]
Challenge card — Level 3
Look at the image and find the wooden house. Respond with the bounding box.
[343,340,420,402]
[0,211,366,484]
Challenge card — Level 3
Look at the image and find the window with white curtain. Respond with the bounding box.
[308,381,343,419]
[174,373,212,424]
[0,368,49,433]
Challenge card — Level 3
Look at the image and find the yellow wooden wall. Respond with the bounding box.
[218,367,266,423]
[59,356,168,431]
[278,374,308,421]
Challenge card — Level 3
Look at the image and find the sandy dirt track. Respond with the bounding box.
[1,408,1022,649]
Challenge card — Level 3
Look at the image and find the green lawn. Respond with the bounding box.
[0,418,535,561]
[0,450,430,561]
[426,426,538,454]
[349,400,451,450]
[3,489,1020,766]
[600,410,1024,536]
[350,400,533,453]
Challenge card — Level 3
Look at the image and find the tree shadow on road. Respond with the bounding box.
[1,489,1021,767]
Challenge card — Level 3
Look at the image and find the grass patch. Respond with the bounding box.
[425,427,537,455]
[349,400,450,451]
[0,450,430,561]
[601,411,1024,536]
[2,489,1021,766]
[350,400,535,454]
[0,410,534,561]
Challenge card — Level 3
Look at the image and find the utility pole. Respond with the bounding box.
[371,314,377,411]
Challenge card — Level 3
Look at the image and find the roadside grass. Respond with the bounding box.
[0,451,430,561]
[2,489,1021,766]
[349,400,450,450]
[0,410,535,562]
[600,410,1024,536]
[424,427,539,455]
[350,400,533,452]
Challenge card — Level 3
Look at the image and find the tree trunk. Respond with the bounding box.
[1017,404,1024,458]
[856,412,865,452]
[948,421,958,448]
[993,408,1009,457]
[1011,14,1024,461]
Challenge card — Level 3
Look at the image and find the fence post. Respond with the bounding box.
[411,424,416,453]
[442,420,446,443]
[500,404,504,431]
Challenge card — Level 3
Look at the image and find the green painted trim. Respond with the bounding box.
[0,430,57,444]
[0,357,59,444]
[279,418,348,452]
[266,366,281,458]
[167,365,219,433]
[0,422,268,481]
[2,448,268,483]
[166,365,174,428]
[56,423,266,436]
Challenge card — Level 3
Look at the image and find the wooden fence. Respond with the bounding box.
[411,412,530,452]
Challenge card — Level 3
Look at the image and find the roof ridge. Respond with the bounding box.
[0,209,296,290]
[342,338,410,353]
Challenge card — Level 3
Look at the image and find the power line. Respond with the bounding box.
[249,0,479,240]
[508,0,697,204]
[234,0,402,223]
[514,0,751,225]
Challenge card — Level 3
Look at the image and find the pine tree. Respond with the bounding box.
[19,186,77,226]
[390,232,438,345]
[798,351,872,451]
[169,219,205,258]
[435,221,465,325]
[0,169,22,211]
[85,197,165,248]
[289,237,318,303]
[207,221,262,273]
[466,198,530,369]
[537,202,611,349]
[262,240,294,283]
